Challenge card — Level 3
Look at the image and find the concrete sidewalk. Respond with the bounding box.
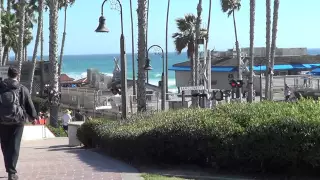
[0,138,142,180]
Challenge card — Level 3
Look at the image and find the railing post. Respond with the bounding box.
[181,91,185,108]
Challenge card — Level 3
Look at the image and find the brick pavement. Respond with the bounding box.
[0,138,142,180]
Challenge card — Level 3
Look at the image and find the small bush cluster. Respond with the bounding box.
[46,121,67,137]
[77,100,320,174]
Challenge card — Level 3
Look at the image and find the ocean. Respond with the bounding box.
[25,48,320,93]
[61,52,187,92]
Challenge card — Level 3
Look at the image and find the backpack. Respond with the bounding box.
[0,86,26,125]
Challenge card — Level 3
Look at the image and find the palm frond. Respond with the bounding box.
[220,0,241,17]
[173,36,189,54]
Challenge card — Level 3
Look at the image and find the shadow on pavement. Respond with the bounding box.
[33,144,139,175]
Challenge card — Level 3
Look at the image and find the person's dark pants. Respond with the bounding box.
[285,95,290,101]
[0,124,24,175]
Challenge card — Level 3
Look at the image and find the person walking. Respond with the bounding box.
[0,67,37,180]
[284,84,291,101]
[61,109,72,133]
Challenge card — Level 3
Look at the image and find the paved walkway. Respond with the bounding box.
[0,138,142,180]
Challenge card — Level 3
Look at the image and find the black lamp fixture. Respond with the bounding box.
[95,16,109,33]
[144,58,153,70]
[197,38,205,45]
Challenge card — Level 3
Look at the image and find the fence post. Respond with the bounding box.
[181,91,185,108]
[93,91,96,118]
[130,95,133,114]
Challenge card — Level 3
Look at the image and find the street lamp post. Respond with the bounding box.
[95,0,128,119]
[144,45,166,111]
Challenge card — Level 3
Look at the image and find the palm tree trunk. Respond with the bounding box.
[40,13,45,97]
[6,0,10,12]
[40,13,44,61]
[17,0,25,81]
[48,0,59,127]
[269,0,279,100]
[165,0,170,98]
[165,0,170,99]
[192,0,202,107]
[145,0,149,84]
[248,0,255,103]
[58,1,67,92]
[137,0,147,112]
[206,0,211,50]
[29,0,43,94]
[264,0,271,100]
[232,11,242,101]
[194,0,202,87]
[129,0,136,97]
[2,46,8,66]
[24,46,27,61]
[0,5,2,66]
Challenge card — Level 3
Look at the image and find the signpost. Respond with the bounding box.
[0,66,9,81]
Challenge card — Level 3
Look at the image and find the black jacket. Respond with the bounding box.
[0,78,37,120]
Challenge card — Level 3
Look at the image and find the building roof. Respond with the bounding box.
[173,55,320,67]
[60,74,74,82]
[169,64,320,72]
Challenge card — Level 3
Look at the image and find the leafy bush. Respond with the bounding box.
[77,100,320,175]
[47,125,67,137]
[32,96,49,113]
[77,119,116,148]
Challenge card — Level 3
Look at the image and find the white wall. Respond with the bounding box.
[22,125,55,141]
[175,71,238,90]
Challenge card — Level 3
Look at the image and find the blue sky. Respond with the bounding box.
[27,0,320,55]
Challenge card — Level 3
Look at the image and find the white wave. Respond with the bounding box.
[154,73,162,78]
[64,72,87,80]
[103,73,113,77]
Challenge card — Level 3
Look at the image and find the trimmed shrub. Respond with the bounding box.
[77,119,116,148]
[77,100,320,174]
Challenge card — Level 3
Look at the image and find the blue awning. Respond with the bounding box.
[170,64,320,72]
[312,68,320,73]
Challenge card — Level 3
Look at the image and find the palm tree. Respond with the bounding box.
[13,0,37,62]
[194,0,202,87]
[137,0,147,112]
[0,3,2,66]
[165,0,170,98]
[23,28,33,61]
[17,0,25,80]
[7,0,12,12]
[29,0,44,94]
[172,14,207,88]
[248,0,255,103]
[58,0,75,87]
[48,0,59,127]
[269,0,279,100]
[206,0,212,50]
[129,0,136,96]
[220,0,242,100]
[264,0,271,99]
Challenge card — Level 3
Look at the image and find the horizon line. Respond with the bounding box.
[9,48,320,57]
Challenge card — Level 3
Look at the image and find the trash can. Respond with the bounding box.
[68,121,84,146]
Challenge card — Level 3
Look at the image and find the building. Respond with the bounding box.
[169,47,320,93]
[6,61,52,95]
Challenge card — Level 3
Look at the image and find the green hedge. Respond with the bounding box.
[77,100,320,174]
